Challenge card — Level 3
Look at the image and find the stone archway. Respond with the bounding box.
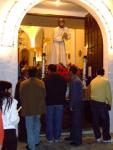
[0,0,113,131]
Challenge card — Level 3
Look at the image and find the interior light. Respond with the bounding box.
[56,0,61,6]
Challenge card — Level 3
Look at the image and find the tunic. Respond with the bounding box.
[50,26,71,66]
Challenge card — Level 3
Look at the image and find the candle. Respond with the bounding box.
[88,66,92,77]
[43,42,47,53]
[84,47,88,56]
[82,56,87,88]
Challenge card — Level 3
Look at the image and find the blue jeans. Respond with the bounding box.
[25,115,41,150]
[46,105,64,141]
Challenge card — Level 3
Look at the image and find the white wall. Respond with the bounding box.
[0,46,18,95]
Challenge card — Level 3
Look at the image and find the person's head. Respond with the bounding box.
[21,67,28,79]
[20,60,27,69]
[36,68,42,79]
[48,64,57,73]
[96,68,105,76]
[28,67,38,78]
[69,65,78,76]
[0,81,12,109]
[0,81,12,95]
[58,18,65,28]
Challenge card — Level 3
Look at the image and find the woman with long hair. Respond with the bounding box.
[0,81,19,150]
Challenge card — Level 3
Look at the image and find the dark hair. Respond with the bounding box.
[28,67,38,77]
[48,64,57,72]
[0,81,12,112]
[69,65,78,74]
[97,68,105,76]
[58,18,65,26]
[58,18,65,24]
[20,67,28,79]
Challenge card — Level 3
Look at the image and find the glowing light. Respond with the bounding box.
[36,55,42,62]
[31,39,35,48]
[56,0,61,6]
[84,46,88,56]
[21,25,40,48]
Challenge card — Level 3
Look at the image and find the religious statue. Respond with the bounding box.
[50,18,71,66]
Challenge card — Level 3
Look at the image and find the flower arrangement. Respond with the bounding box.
[56,63,83,81]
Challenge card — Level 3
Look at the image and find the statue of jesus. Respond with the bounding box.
[50,18,71,66]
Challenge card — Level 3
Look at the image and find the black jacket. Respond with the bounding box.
[45,73,67,105]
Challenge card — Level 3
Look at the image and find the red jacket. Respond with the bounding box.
[0,111,4,145]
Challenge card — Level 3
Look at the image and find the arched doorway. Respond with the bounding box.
[0,0,113,131]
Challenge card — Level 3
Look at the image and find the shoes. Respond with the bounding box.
[35,143,40,146]
[103,139,113,143]
[70,142,82,146]
[26,143,40,149]
[26,145,30,150]
[64,137,71,141]
[47,140,54,144]
[96,138,102,143]
[54,139,60,143]
[26,145,31,150]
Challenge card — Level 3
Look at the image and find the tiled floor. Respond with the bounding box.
[18,135,113,150]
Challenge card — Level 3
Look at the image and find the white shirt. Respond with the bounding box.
[50,26,71,66]
[53,27,71,42]
[2,98,20,129]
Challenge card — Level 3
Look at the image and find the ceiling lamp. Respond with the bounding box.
[56,0,61,6]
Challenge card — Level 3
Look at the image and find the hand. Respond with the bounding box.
[62,33,68,39]
[106,104,111,111]
[70,107,73,111]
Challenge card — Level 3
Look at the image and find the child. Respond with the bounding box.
[0,111,4,150]
[0,81,19,150]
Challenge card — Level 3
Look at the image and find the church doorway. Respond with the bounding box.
[17,1,104,139]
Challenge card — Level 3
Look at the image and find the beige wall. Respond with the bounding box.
[65,29,75,64]
[75,29,85,68]
[66,28,85,67]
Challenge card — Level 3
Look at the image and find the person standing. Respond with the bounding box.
[89,68,112,143]
[50,18,71,66]
[45,64,67,143]
[66,65,83,146]
[14,67,28,142]
[0,81,19,150]
[20,67,46,150]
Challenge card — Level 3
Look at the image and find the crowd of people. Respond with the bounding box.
[0,64,112,150]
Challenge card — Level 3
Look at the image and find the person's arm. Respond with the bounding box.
[69,81,78,109]
[63,27,71,40]
[42,80,46,98]
[15,81,22,109]
[106,80,112,106]
[87,85,91,100]
[19,82,24,106]
[53,27,64,42]
[10,100,20,125]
